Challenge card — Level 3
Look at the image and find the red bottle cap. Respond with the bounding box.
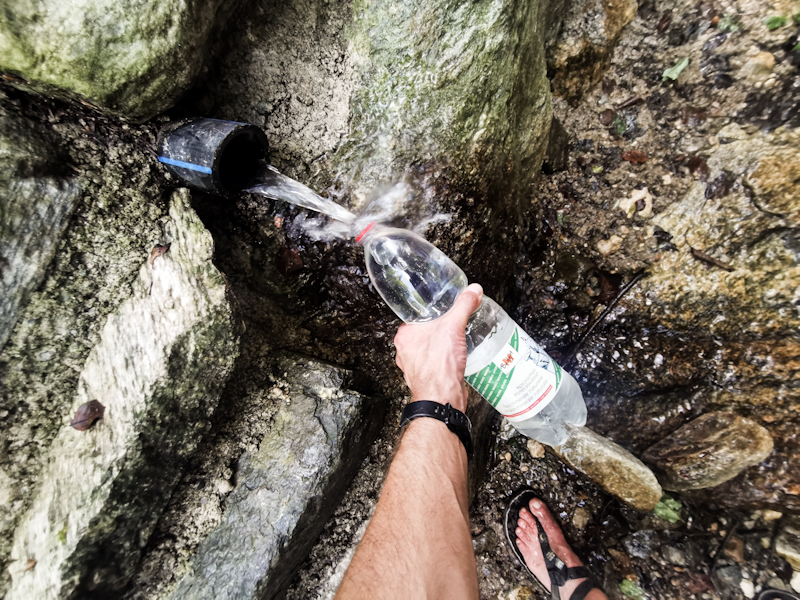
[355,222,376,244]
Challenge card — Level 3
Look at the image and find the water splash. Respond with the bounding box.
[249,165,451,242]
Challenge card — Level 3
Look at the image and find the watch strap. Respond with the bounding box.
[400,401,473,459]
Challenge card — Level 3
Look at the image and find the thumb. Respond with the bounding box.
[446,283,484,328]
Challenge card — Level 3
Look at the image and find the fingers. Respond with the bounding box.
[445,284,483,329]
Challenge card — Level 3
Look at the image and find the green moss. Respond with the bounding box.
[764,15,788,29]
[338,0,551,196]
[57,526,67,544]
[0,0,227,119]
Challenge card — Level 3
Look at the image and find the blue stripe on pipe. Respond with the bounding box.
[158,156,213,174]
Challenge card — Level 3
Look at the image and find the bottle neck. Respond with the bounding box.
[355,222,377,244]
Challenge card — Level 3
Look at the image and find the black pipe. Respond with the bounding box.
[157,118,270,195]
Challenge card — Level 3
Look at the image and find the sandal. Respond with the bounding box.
[503,487,602,600]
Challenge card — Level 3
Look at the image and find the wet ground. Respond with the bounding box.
[469,0,800,597]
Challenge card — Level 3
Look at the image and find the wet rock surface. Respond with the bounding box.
[0,0,237,120]
[643,412,775,492]
[0,112,81,349]
[552,426,662,511]
[5,190,237,598]
[775,516,800,571]
[546,0,638,101]
[470,434,798,600]
[0,0,798,595]
[171,353,384,600]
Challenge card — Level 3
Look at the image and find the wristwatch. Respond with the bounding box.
[399,401,473,460]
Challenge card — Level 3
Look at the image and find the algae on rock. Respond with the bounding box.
[5,190,237,599]
[0,113,81,349]
[0,0,233,120]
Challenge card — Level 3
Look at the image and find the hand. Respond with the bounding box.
[394,284,484,411]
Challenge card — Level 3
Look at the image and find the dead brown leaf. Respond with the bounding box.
[149,244,171,267]
[70,400,105,431]
[622,150,648,164]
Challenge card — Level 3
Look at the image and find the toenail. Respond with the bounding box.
[531,499,541,509]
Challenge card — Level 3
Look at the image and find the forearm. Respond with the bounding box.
[335,418,477,599]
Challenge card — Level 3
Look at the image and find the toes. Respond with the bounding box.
[518,507,537,529]
[528,499,582,568]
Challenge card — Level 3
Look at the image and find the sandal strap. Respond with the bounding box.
[571,579,598,600]
[566,566,593,580]
[548,565,593,587]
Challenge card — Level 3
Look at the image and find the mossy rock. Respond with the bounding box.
[0,0,231,120]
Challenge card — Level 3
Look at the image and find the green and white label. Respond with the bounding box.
[465,327,561,422]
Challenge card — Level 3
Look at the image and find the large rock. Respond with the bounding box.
[170,353,384,600]
[640,124,800,342]
[0,0,232,120]
[0,103,177,596]
[0,113,81,349]
[190,0,555,293]
[4,190,237,598]
[775,516,800,571]
[584,124,800,510]
[551,426,662,512]
[546,0,638,101]
[642,412,774,492]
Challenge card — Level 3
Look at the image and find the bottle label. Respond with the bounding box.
[465,327,562,423]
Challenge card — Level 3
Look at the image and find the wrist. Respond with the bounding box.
[400,401,473,460]
[410,384,467,412]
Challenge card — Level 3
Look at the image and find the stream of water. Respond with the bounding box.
[247,166,452,241]
[247,166,357,225]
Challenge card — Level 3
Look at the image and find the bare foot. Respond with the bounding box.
[515,498,607,600]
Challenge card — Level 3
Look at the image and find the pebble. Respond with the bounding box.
[597,235,624,256]
[215,478,234,495]
[716,565,742,586]
[504,452,512,462]
[520,464,529,473]
[527,440,545,459]
[740,51,775,82]
[740,579,754,598]
[763,510,783,521]
[572,507,590,530]
[792,571,800,594]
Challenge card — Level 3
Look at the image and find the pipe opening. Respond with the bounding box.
[218,131,268,192]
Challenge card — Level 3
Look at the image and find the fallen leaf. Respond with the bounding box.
[619,579,647,600]
[149,244,171,267]
[70,400,105,431]
[24,559,36,572]
[705,171,736,199]
[686,573,714,594]
[723,535,745,563]
[653,494,682,523]
[681,105,708,127]
[765,15,787,30]
[622,150,647,164]
[657,11,672,33]
[663,57,690,81]
[687,156,710,181]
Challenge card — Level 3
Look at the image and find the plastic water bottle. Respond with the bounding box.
[356,223,587,446]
